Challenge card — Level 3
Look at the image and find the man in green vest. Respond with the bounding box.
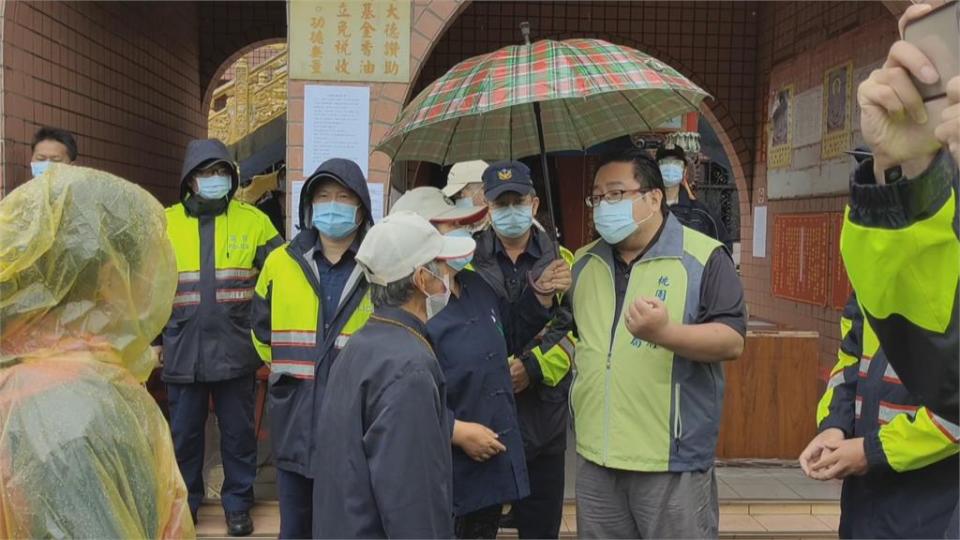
[570,147,746,538]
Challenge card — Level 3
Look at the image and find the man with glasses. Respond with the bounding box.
[471,160,576,539]
[161,138,282,536]
[570,147,746,538]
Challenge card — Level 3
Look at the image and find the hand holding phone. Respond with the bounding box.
[903,1,959,142]
[856,1,958,178]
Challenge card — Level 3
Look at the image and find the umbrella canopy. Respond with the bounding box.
[377,38,710,165]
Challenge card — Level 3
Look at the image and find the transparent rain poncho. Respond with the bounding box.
[0,165,195,538]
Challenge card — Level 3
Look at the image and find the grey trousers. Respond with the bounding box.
[576,457,719,539]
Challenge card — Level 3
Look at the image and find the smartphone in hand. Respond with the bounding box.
[903,1,959,137]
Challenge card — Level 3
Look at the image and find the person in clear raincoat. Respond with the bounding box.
[0,164,194,539]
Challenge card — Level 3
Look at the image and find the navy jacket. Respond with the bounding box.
[426,271,549,516]
[312,307,453,539]
[669,187,733,252]
[472,227,574,457]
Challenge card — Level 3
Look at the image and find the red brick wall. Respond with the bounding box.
[741,2,898,374]
[2,0,206,203]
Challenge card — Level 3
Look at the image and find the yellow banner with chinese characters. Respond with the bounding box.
[289,0,411,83]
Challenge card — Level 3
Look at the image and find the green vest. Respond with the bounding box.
[571,213,723,472]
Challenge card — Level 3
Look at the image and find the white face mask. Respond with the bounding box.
[422,268,451,320]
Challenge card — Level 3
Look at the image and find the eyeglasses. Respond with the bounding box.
[585,188,651,208]
[196,165,233,178]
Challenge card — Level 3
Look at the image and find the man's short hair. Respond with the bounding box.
[598,147,665,192]
[369,260,443,309]
[31,127,78,161]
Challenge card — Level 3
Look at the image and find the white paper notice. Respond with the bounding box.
[367,182,385,223]
[304,85,370,178]
[289,180,306,238]
[753,206,767,259]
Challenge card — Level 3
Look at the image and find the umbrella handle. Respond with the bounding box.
[527,270,556,298]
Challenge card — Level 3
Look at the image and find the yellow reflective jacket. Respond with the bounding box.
[162,198,281,383]
[816,292,958,538]
[251,229,373,476]
[840,150,958,424]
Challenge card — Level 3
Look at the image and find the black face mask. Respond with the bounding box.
[184,193,228,217]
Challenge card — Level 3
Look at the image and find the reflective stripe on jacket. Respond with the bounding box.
[162,199,281,383]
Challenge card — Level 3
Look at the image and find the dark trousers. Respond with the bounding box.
[455,504,503,539]
[277,468,313,539]
[167,374,257,515]
[944,502,959,539]
[514,452,566,539]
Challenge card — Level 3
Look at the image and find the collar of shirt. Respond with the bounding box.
[314,235,360,268]
[614,212,668,270]
[372,306,433,348]
[493,232,542,265]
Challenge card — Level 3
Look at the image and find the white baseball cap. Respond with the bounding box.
[356,211,476,286]
[442,160,488,198]
[390,186,487,223]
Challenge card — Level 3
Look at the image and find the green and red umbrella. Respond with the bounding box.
[377,31,710,245]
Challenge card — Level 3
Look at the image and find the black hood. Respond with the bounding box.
[299,158,373,233]
[179,139,239,202]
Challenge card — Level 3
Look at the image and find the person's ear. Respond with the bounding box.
[531,196,540,216]
[648,189,664,208]
[413,267,431,295]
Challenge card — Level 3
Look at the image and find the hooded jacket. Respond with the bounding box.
[161,139,282,383]
[0,166,194,538]
[251,158,374,477]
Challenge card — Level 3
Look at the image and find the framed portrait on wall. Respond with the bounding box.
[768,84,794,169]
[822,62,853,159]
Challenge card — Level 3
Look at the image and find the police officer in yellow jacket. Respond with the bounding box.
[250,158,374,539]
[801,293,959,538]
[161,139,282,536]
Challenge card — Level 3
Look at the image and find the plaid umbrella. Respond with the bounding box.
[376,37,711,165]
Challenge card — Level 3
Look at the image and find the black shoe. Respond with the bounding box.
[225,511,254,537]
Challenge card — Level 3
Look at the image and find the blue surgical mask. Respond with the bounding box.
[31,161,51,178]
[197,175,232,200]
[312,201,359,239]
[454,197,474,209]
[593,197,656,245]
[660,162,685,188]
[491,205,533,238]
[444,229,475,272]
